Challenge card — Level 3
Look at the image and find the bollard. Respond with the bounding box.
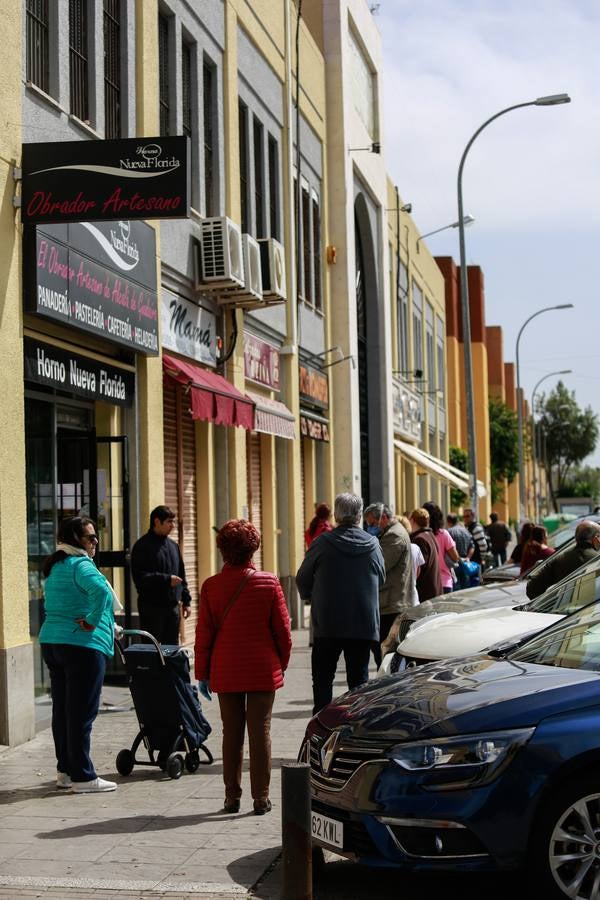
[281,762,312,900]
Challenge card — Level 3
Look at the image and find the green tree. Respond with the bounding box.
[449,445,468,509]
[489,397,519,505]
[537,382,599,511]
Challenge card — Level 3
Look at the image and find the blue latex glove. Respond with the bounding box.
[198,680,212,702]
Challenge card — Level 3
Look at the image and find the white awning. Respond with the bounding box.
[394,439,487,498]
[246,390,296,439]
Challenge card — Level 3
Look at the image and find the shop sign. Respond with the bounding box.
[25,220,159,355]
[24,337,134,407]
[299,363,328,410]
[22,136,190,224]
[300,414,330,442]
[243,333,280,390]
[161,290,216,367]
[392,376,422,441]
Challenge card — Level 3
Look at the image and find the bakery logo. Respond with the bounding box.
[80,220,139,272]
[119,143,181,172]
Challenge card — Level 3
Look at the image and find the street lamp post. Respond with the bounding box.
[530,370,572,520]
[516,305,574,519]
[416,215,474,252]
[457,93,570,516]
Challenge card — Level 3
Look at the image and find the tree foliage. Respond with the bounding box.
[489,397,519,504]
[557,465,600,500]
[449,445,468,509]
[537,382,599,510]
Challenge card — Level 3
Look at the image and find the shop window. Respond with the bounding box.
[203,60,216,216]
[103,0,122,138]
[69,0,90,122]
[158,13,171,135]
[412,281,423,373]
[26,0,50,94]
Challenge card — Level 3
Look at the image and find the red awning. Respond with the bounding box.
[162,354,254,430]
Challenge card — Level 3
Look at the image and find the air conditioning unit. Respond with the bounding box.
[196,217,244,292]
[218,234,264,309]
[258,238,287,304]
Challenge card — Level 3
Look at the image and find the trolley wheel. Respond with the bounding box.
[116,748,134,776]
[185,751,200,773]
[166,752,184,780]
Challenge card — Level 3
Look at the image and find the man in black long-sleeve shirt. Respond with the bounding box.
[131,505,192,644]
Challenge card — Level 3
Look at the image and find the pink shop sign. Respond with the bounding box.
[243,332,280,390]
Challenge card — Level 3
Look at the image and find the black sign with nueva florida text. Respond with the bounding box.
[24,338,135,407]
[25,219,159,355]
[21,136,190,224]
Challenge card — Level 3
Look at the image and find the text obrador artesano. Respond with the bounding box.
[26,187,182,221]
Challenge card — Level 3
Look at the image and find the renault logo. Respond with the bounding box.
[320,731,341,774]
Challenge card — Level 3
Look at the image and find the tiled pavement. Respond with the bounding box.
[0,629,345,900]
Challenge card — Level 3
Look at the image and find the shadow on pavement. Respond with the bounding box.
[35,809,253,839]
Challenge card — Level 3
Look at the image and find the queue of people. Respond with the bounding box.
[36,494,520,808]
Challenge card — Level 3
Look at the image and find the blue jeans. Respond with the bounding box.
[311,638,372,714]
[42,643,106,782]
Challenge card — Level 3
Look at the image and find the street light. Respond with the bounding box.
[416,215,475,253]
[530,369,572,519]
[457,92,571,515]
[516,305,574,519]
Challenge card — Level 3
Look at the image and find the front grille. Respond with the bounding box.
[309,732,386,790]
[312,800,379,858]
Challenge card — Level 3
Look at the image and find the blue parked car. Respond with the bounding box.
[301,599,600,899]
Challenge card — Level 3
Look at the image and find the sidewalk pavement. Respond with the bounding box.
[0,628,350,900]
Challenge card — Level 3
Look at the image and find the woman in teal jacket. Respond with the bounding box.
[40,516,117,793]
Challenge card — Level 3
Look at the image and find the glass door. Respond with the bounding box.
[95,436,131,627]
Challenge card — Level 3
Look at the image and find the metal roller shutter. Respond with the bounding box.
[246,431,263,571]
[163,378,198,646]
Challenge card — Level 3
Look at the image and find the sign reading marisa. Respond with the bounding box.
[25,220,159,354]
[21,136,190,224]
[24,338,134,407]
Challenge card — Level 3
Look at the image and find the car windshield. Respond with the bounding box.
[547,515,600,551]
[517,555,600,615]
[509,601,600,672]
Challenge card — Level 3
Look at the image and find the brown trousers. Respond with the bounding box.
[218,691,275,802]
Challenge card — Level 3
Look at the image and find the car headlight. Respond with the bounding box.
[388,728,534,790]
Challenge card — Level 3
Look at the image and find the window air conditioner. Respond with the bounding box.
[196,216,244,292]
[218,234,265,309]
[258,238,287,304]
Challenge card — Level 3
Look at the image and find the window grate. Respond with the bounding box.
[268,135,279,240]
[253,118,264,238]
[70,0,89,122]
[239,101,249,234]
[158,14,170,136]
[312,196,322,310]
[103,0,121,138]
[182,42,192,138]
[203,63,215,216]
[26,0,50,93]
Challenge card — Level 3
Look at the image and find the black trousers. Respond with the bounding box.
[139,603,180,644]
[42,643,106,782]
[311,638,372,715]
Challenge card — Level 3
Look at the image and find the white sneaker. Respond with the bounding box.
[71,777,117,793]
[56,772,72,789]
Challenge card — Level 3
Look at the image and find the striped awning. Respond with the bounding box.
[246,390,295,439]
[395,439,487,498]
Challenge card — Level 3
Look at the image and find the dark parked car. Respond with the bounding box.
[303,600,600,899]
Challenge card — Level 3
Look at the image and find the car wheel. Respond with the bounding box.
[531,777,600,899]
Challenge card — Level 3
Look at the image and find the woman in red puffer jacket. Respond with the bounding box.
[194,519,292,817]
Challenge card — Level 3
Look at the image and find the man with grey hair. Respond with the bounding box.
[364,502,414,666]
[526,520,600,600]
[296,492,385,714]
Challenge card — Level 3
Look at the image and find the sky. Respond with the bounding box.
[376,0,600,465]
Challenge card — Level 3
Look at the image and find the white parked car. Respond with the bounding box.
[379,551,600,675]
